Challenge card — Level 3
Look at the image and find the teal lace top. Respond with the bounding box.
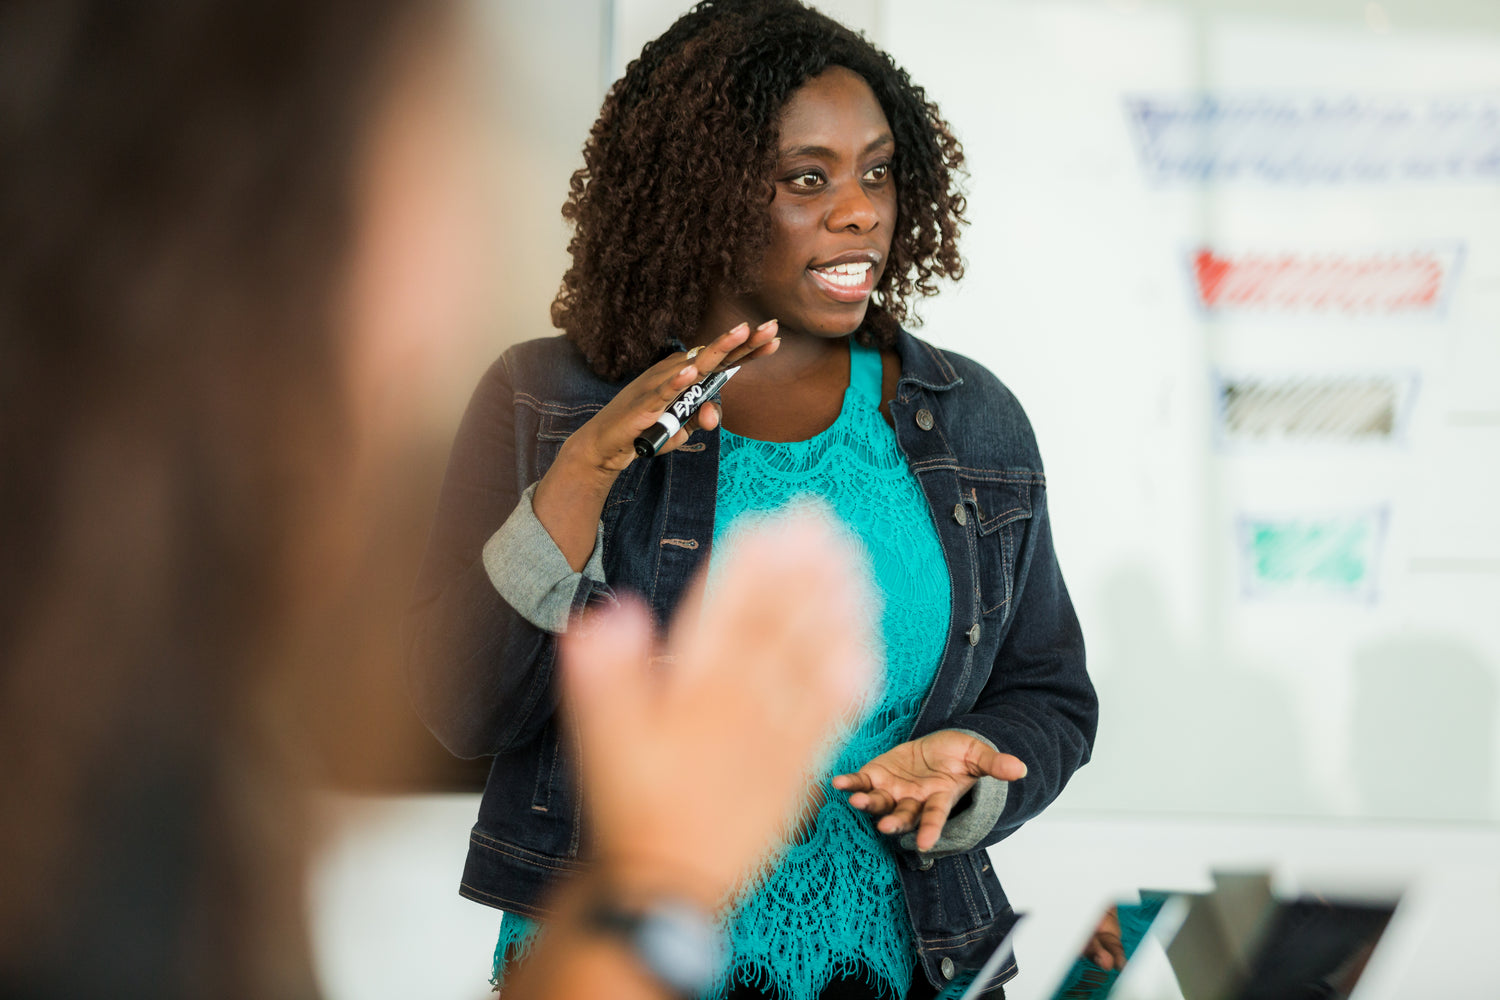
[493,341,963,999]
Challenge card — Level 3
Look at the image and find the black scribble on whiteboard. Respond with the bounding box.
[1219,375,1411,442]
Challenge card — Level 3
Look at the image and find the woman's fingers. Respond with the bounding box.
[734,336,781,366]
[713,319,778,371]
[849,788,896,815]
[877,797,924,835]
[646,361,700,406]
[652,422,695,456]
[831,772,872,793]
[697,319,769,373]
[913,793,956,851]
[682,317,779,377]
[667,400,721,448]
[874,792,955,849]
[694,400,722,432]
[844,777,956,848]
[672,321,749,379]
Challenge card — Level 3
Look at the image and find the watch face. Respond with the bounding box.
[636,900,726,995]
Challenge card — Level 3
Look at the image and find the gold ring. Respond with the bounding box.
[684,345,704,361]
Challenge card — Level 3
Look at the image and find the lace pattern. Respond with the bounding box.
[708,343,951,1000]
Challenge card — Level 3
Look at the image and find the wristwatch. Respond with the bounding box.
[583,889,726,997]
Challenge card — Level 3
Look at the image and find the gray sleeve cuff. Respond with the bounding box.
[481,482,606,634]
[899,729,1009,859]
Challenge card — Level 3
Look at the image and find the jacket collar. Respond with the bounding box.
[892,326,964,393]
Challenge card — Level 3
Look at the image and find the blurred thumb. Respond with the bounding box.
[559,597,654,759]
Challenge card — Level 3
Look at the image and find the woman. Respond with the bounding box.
[405,1,1098,997]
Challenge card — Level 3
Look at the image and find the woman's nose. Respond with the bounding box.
[826,180,879,233]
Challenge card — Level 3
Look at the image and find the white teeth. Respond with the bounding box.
[813,261,872,287]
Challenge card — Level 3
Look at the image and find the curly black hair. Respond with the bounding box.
[552,0,967,381]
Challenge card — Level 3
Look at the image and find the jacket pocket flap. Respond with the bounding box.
[959,474,1036,536]
[536,405,603,442]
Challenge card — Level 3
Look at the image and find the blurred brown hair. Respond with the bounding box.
[0,0,438,994]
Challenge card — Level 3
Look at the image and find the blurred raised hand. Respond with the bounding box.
[559,510,875,907]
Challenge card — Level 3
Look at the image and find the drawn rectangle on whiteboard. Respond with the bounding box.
[1123,94,1500,185]
[1215,373,1417,445]
[1190,247,1463,317]
[1237,510,1387,602]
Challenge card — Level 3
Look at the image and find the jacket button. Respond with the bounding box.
[967,623,981,646]
[940,957,956,980]
[915,409,934,431]
[953,503,967,526]
[918,855,934,870]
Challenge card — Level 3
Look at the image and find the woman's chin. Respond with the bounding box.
[797,306,872,340]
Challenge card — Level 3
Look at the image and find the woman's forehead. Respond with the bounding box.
[775,67,892,154]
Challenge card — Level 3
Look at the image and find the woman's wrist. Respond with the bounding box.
[554,433,627,493]
[535,438,619,516]
[532,437,620,571]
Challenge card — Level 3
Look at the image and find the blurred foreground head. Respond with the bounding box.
[0,0,469,995]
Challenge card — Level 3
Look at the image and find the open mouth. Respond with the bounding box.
[808,259,876,301]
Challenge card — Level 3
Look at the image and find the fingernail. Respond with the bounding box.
[730,322,749,335]
[756,318,778,332]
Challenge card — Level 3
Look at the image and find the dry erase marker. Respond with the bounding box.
[634,366,741,458]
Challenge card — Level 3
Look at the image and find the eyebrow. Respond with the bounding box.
[779,134,895,161]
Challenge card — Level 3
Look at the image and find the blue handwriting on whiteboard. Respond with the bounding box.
[1125,95,1500,185]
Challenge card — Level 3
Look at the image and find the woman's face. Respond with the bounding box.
[733,66,897,340]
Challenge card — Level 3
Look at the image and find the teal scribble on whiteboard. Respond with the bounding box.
[1252,521,1369,585]
[1239,510,1386,600]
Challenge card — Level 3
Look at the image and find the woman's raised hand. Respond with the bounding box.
[568,318,779,474]
[533,319,777,570]
[831,730,1028,853]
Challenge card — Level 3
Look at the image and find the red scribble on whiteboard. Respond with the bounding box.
[1192,248,1453,315]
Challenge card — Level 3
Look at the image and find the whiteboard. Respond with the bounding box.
[610,0,1500,823]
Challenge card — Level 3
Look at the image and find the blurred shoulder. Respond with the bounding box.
[485,335,616,403]
[499,334,592,377]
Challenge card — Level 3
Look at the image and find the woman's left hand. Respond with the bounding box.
[832,731,1027,852]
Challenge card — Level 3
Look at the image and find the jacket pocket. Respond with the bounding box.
[957,473,1035,617]
[535,407,599,470]
[533,406,642,509]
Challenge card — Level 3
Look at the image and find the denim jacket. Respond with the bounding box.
[404,328,1097,995]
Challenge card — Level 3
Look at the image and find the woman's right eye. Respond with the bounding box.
[785,170,825,189]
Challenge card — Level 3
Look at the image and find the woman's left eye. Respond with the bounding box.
[864,163,891,182]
